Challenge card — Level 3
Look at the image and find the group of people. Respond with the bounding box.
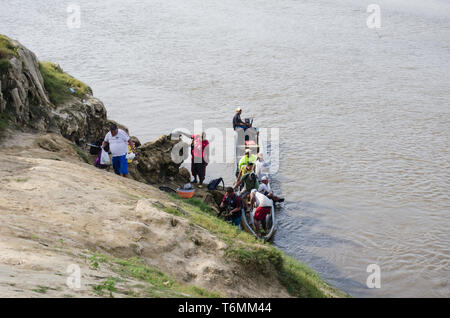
[100,108,284,238]
[219,108,284,237]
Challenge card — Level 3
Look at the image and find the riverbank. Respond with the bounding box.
[0,34,346,298]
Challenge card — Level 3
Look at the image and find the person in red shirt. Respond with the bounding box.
[174,131,209,187]
[219,187,242,227]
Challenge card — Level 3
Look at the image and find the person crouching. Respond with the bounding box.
[219,187,242,227]
[249,189,273,238]
[258,176,285,203]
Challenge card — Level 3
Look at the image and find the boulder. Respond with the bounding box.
[0,35,109,145]
[0,35,221,210]
[135,135,185,184]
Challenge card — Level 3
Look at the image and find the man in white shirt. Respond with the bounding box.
[102,123,131,177]
[250,189,273,238]
[255,152,268,180]
[258,176,284,203]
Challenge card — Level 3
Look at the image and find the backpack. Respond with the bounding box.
[208,177,225,191]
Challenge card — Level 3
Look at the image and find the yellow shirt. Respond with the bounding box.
[238,165,254,180]
[238,154,257,171]
[127,145,134,163]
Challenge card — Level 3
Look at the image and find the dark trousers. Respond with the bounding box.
[192,162,206,183]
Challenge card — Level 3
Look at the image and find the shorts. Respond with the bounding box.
[254,206,271,221]
[112,154,129,175]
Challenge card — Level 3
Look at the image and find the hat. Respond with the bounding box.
[110,123,118,132]
[257,152,263,159]
[261,176,268,181]
[251,189,257,194]
[236,107,242,112]
[245,149,250,154]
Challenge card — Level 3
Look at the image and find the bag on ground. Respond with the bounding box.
[208,177,225,190]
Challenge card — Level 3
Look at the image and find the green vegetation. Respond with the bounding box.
[31,285,55,294]
[169,193,265,245]
[167,194,346,298]
[278,255,344,298]
[89,253,108,269]
[0,113,10,133]
[225,245,283,274]
[0,35,18,74]
[87,253,220,298]
[39,61,91,105]
[72,144,89,163]
[93,277,119,297]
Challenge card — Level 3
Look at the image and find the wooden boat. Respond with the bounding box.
[233,123,277,241]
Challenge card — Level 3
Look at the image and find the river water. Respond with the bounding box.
[1,0,449,297]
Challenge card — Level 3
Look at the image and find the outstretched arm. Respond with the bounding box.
[172,131,192,139]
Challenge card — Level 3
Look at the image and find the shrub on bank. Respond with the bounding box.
[0,35,18,74]
[39,61,91,105]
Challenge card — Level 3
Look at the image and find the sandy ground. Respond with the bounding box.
[0,131,289,297]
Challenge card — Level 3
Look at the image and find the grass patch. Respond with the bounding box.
[113,257,220,298]
[163,206,182,216]
[72,144,89,163]
[182,197,216,214]
[0,35,18,74]
[93,277,119,297]
[31,286,51,294]
[277,255,347,298]
[89,254,220,298]
[166,193,346,298]
[225,245,283,275]
[0,113,10,133]
[168,193,259,245]
[39,61,91,105]
[0,59,11,73]
[0,35,18,57]
[89,253,108,270]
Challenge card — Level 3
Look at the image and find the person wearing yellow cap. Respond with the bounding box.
[233,107,250,131]
[238,149,257,173]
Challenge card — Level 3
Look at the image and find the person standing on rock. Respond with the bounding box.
[102,123,131,178]
[173,131,209,187]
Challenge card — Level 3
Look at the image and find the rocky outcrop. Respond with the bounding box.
[0,35,194,189]
[0,38,51,131]
[134,135,186,184]
[0,36,108,145]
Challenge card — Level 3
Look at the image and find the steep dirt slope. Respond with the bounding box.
[0,131,290,297]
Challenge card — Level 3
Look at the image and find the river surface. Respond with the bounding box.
[1,0,449,297]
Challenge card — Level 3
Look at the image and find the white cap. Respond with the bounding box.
[251,189,257,194]
[261,176,268,181]
[236,107,242,112]
[257,152,263,159]
[245,149,250,154]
